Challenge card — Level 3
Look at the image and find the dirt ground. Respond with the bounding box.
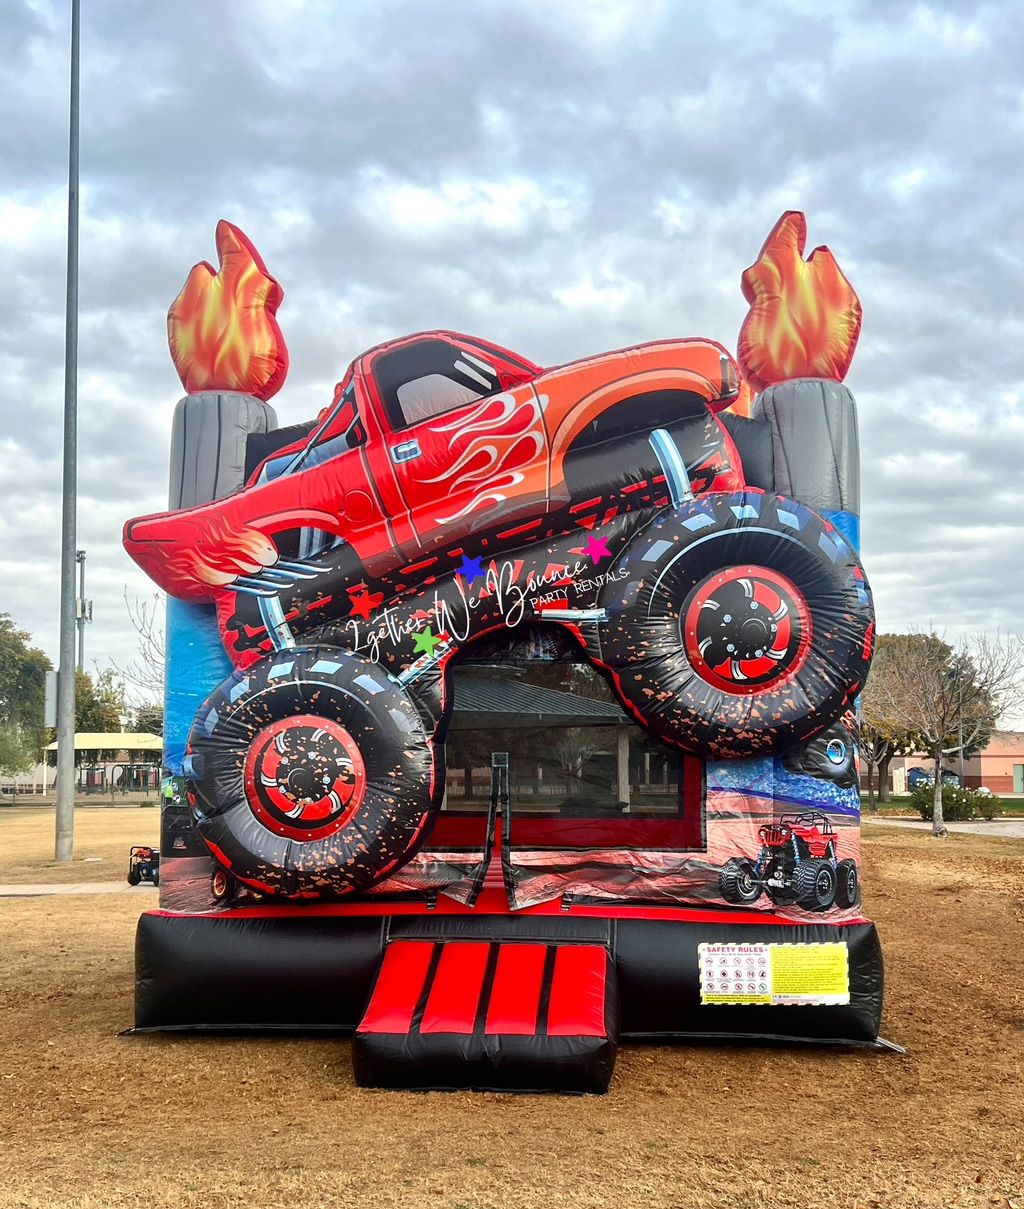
[0,805,159,884]
[1,808,1022,1209]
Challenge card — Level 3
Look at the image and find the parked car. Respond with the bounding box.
[907,766,960,790]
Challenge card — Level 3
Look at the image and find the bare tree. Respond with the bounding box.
[553,728,601,786]
[867,631,1024,836]
[861,634,925,807]
[112,590,165,709]
[858,722,889,813]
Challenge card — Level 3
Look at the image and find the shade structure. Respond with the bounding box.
[45,732,163,753]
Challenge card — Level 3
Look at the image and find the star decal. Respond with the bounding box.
[412,627,441,657]
[583,535,611,565]
[457,554,484,583]
[349,590,384,621]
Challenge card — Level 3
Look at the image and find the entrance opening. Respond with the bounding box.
[407,625,705,908]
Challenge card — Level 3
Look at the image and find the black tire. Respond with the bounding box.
[835,858,859,908]
[150,870,159,888]
[186,645,436,899]
[210,868,235,902]
[719,857,762,905]
[127,868,141,886]
[793,858,838,911]
[596,492,873,758]
[782,714,859,788]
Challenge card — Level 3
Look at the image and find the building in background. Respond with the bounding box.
[886,732,1024,795]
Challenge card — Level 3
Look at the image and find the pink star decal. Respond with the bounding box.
[583,535,611,564]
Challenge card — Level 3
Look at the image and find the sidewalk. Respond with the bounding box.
[0,882,157,898]
[1,795,160,810]
[863,817,1024,839]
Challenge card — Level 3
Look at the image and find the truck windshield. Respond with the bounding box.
[285,385,364,476]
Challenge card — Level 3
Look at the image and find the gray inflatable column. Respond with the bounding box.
[162,391,278,798]
[752,377,859,528]
[168,390,277,510]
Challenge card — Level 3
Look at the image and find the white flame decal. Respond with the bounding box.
[429,392,519,435]
[435,472,525,525]
[423,389,548,525]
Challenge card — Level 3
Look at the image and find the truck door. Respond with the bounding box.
[365,335,550,549]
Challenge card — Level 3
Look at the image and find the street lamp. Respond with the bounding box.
[55,0,80,862]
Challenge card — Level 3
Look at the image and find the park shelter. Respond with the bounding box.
[45,732,163,755]
[45,733,162,794]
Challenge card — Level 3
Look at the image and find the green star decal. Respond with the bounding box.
[412,627,441,657]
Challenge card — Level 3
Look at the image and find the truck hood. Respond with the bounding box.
[123,506,279,601]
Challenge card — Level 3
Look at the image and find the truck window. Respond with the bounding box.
[285,387,365,475]
[396,374,483,424]
[374,338,500,429]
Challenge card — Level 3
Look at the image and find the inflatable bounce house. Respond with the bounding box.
[126,211,883,1092]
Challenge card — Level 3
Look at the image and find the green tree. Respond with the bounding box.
[73,670,128,762]
[0,614,52,760]
[0,723,36,780]
[130,702,163,736]
[128,702,163,764]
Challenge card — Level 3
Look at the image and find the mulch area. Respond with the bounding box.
[1,817,1022,1208]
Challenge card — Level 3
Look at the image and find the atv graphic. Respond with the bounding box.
[719,812,860,911]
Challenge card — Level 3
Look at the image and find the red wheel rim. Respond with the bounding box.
[243,714,366,841]
[682,564,812,695]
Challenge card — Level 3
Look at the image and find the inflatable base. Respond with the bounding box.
[134,906,884,1047]
[353,939,619,1093]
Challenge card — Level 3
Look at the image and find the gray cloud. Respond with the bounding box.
[1,0,1022,700]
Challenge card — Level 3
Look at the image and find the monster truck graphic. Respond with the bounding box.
[719,812,860,912]
[124,329,873,901]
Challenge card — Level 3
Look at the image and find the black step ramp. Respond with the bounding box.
[352,940,619,1094]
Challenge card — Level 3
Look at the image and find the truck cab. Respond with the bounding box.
[124,329,741,616]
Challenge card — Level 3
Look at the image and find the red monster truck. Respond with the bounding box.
[125,332,743,615]
[719,812,860,912]
[124,330,873,900]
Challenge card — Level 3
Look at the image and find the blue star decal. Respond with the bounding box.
[457,555,484,583]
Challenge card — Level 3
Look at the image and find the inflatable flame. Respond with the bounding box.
[737,211,862,392]
[167,220,289,400]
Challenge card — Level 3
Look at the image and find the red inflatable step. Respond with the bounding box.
[353,940,619,1093]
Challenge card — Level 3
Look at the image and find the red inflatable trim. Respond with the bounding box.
[484,945,548,1036]
[547,946,609,1038]
[420,942,491,1034]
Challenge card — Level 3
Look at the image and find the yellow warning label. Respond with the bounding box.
[769,943,849,1005]
[698,942,850,1006]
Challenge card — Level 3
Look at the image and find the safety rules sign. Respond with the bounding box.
[698,942,850,1006]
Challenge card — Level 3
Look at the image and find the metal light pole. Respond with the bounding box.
[74,548,90,672]
[55,0,81,862]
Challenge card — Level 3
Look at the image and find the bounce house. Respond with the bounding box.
[126,211,883,1092]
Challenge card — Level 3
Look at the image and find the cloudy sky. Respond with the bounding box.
[1,0,1022,698]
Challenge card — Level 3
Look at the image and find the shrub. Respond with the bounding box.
[911,783,1000,822]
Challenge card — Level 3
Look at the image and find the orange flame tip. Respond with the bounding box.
[737,211,862,392]
[167,220,289,401]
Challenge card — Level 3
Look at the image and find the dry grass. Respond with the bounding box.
[1,819,1023,1208]
[0,805,159,884]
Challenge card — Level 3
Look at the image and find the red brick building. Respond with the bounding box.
[887,731,1024,795]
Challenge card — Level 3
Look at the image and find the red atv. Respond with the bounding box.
[719,812,859,911]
